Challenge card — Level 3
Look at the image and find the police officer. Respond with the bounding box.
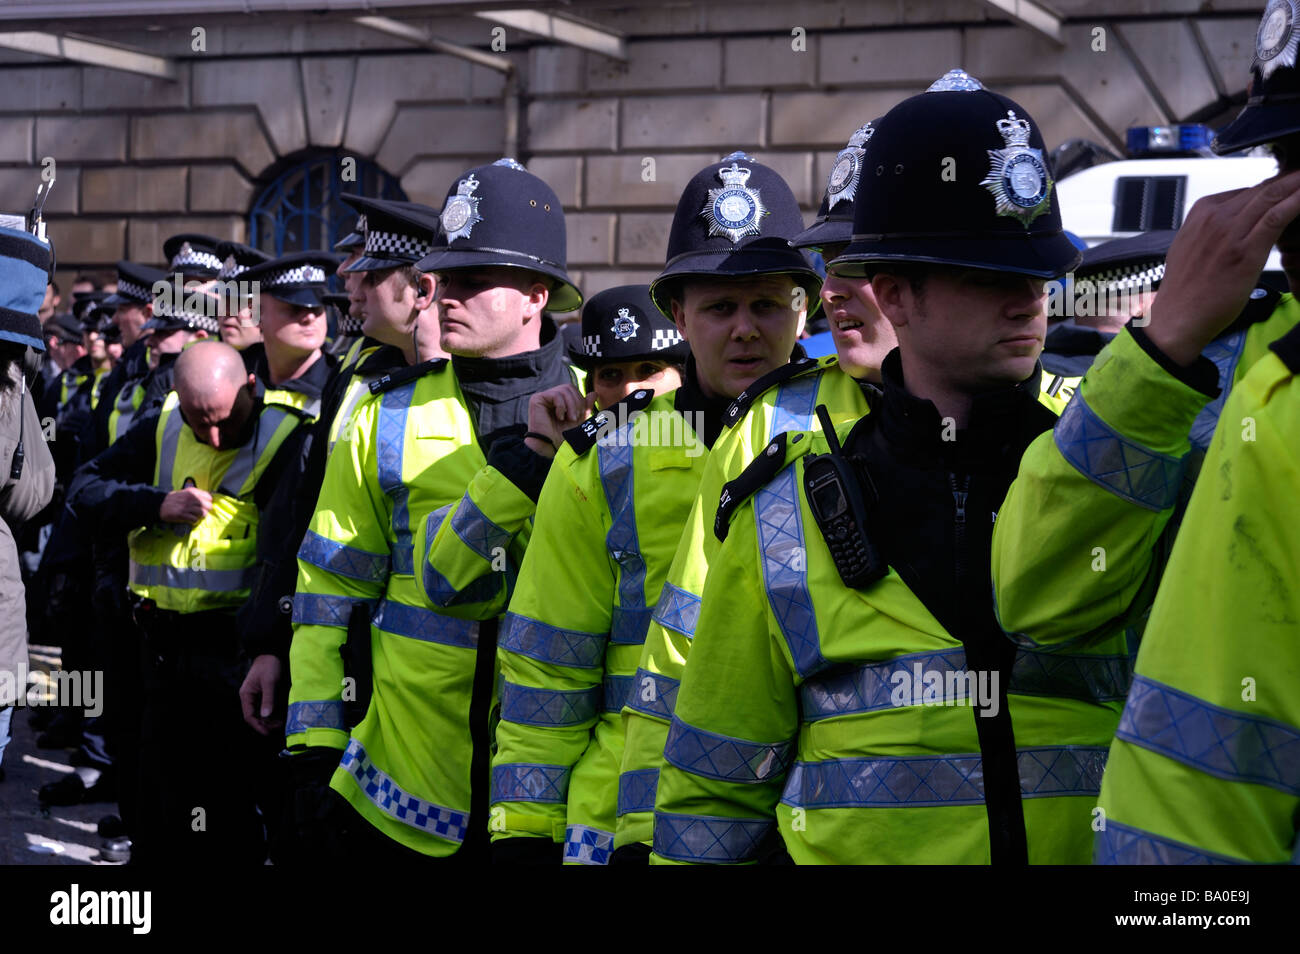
[567,285,688,410]
[70,340,318,863]
[616,116,911,853]
[492,155,819,864]
[214,240,271,355]
[287,161,580,863]
[95,260,168,449]
[651,81,1090,864]
[1082,0,1300,863]
[990,0,1300,797]
[163,232,225,284]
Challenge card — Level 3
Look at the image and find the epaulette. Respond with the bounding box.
[368,357,448,395]
[562,387,655,456]
[722,355,835,428]
[356,343,405,378]
[714,430,813,542]
[1268,319,1300,375]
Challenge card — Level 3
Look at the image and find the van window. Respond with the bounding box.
[1112,176,1186,232]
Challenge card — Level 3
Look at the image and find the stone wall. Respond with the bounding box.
[0,1,1268,300]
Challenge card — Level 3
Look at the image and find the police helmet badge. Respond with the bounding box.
[1256,0,1299,80]
[701,157,767,243]
[827,122,875,209]
[224,254,237,274]
[441,174,483,243]
[980,110,1052,228]
[926,68,984,92]
[611,306,640,341]
[493,157,526,171]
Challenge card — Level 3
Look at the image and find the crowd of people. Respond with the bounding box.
[1,2,1297,866]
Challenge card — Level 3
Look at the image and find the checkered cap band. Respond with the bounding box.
[583,334,602,357]
[171,249,223,272]
[152,296,221,334]
[363,228,434,263]
[219,261,250,281]
[264,264,326,287]
[114,278,151,303]
[339,314,364,335]
[651,328,684,350]
[1083,261,1164,292]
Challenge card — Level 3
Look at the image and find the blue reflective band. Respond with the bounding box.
[624,668,679,721]
[664,715,794,783]
[603,674,633,713]
[598,440,649,641]
[618,768,658,816]
[779,746,1107,809]
[500,613,606,669]
[1010,647,1132,703]
[653,812,774,864]
[770,372,820,440]
[651,581,701,639]
[501,681,601,727]
[378,383,415,569]
[339,739,468,843]
[1054,392,1186,512]
[564,824,614,865]
[1095,819,1243,865]
[782,755,985,808]
[491,763,570,804]
[391,543,414,576]
[1018,746,1108,798]
[292,592,366,628]
[449,492,513,561]
[298,529,390,583]
[1117,675,1300,795]
[421,504,504,609]
[372,599,479,649]
[1190,330,1247,452]
[285,700,345,735]
[609,604,653,645]
[755,465,827,678]
[800,648,971,720]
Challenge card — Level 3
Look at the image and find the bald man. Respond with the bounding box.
[70,340,318,864]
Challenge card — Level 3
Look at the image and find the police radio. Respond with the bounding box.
[803,405,886,589]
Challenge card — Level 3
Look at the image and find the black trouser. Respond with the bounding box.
[290,789,486,867]
[131,603,280,865]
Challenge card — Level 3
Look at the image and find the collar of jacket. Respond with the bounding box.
[451,315,566,402]
[253,348,337,402]
[874,347,1046,468]
[1044,318,1115,359]
[672,355,733,451]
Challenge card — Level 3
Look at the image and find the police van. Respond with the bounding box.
[1056,123,1282,271]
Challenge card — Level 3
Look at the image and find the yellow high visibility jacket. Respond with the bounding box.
[127,391,305,614]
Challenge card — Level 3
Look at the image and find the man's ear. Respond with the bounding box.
[414,271,437,308]
[522,280,549,320]
[670,297,689,342]
[870,274,910,331]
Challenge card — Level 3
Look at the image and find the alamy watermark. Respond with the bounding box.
[580,403,708,458]
[152,274,263,326]
[2,665,102,717]
[1044,273,1155,323]
[889,662,1000,718]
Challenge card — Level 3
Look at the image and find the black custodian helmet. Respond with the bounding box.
[1214,0,1300,153]
[830,70,1081,280]
[649,151,821,319]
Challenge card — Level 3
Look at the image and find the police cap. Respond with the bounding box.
[570,284,689,371]
[1215,0,1300,153]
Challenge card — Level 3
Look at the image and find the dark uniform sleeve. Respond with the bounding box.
[238,413,321,661]
[67,410,165,534]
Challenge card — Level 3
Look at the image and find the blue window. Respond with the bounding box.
[248,151,406,259]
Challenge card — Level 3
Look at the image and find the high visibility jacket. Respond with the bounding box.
[617,354,1072,849]
[126,391,304,613]
[493,386,704,863]
[651,360,1104,865]
[107,376,146,445]
[412,367,584,623]
[326,342,386,457]
[89,367,110,411]
[992,301,1300,664]
[288,360,513,857]
[617,355,869,847]
[1096,327,1300,864]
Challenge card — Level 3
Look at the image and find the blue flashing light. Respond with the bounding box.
[1126,124,1214,157]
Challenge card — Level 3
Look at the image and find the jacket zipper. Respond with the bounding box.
[949,472,971,590]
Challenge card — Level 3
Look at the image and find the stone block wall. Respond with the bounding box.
[0,1,1266,301]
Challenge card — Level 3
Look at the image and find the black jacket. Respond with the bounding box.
[839,349,1058,864]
